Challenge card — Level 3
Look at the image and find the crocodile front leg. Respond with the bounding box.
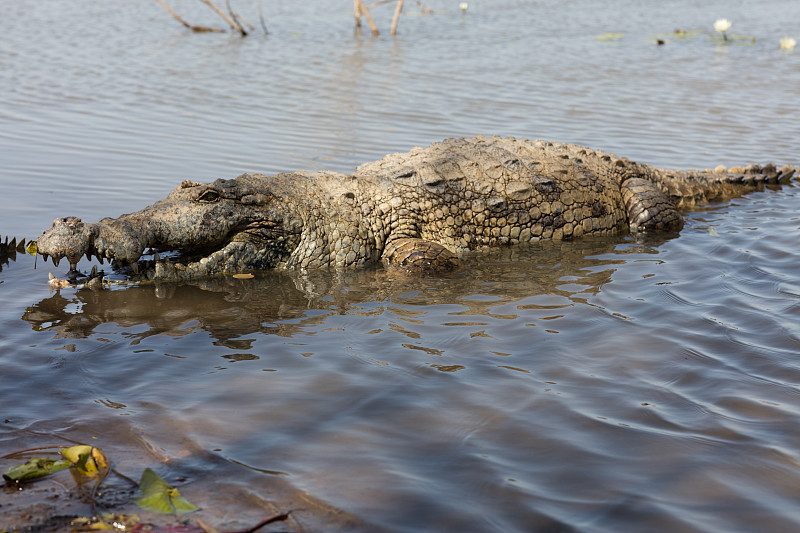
[382,238,461,273]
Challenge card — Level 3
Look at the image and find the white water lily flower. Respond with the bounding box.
[459,2,468,11]
[713,19,731,33]
[779,36,796,50]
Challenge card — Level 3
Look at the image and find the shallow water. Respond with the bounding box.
[1,0,800,531]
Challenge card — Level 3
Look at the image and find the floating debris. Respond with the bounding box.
[596,32,625,42]
[48,272,71,289]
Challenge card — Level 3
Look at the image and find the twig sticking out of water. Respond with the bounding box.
[354,0,405,36]
[354,0,380,36]
[390,0,403,36]
[226,0,254,33]
[257,2,269,35]
[199,0,247,35]
[416,0,434,14]
[155,0,224,32]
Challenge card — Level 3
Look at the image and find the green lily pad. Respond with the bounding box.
[135,468,198,515]
[3,457,72,483]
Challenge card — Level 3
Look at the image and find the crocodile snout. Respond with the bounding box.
[36,216,94,269]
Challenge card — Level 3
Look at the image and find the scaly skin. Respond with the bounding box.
[35,136,797,281]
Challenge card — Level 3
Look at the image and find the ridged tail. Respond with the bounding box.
[0,235,28,272]
[655,163,798,209]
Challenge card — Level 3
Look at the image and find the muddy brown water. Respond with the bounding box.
[2,1,800,531]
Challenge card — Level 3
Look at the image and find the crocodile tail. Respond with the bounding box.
[0,235,28,255]
[0,235,29,272]
[654,164,798,209]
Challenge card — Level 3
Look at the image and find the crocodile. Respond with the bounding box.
[35,136,797,281]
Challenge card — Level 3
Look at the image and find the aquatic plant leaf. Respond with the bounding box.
[61,445,108,477]
[650,29,702,43]
[26,240,37,255]
[2,457,71,483]
[708,228,720,237]
[596,32,624,42]
[136,468,198,515]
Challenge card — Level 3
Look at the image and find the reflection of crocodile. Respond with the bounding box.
[0,235,26,273]
[35,136,797,281]
[22,238,631,343]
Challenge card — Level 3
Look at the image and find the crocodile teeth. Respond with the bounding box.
[41,253,49,263]
[153,251,160,261]
[69,261,78,271]
[130,262,140,275]
[85,252,92,262]
[53,256,61,268]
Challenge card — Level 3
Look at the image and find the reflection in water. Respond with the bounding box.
[21,237,643,350]
[0,237,25,273]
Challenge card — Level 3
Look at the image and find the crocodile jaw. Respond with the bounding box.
[144,241,280,281]
[37,216,298,281]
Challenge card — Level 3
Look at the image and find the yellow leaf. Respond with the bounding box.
[61,445,108,477]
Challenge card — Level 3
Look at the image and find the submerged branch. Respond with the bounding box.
[235,511,292,533]
[156,0,224,33]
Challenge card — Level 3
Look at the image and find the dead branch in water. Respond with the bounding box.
[226,0,255,32]
[257,2,269,35]
[155,0,224,32]
[390,0,403,36]
[354,0,380,36]
[355,0,406,36]
[199,0,247,35]
[416,1,434,14]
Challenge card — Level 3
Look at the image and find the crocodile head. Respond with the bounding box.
[36,174,304,281]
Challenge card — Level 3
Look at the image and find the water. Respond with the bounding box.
[1,0,800,531]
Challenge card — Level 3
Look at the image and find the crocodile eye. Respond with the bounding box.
[197,190,221,203]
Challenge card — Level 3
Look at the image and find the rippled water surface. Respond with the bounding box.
[2,1,800,531]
